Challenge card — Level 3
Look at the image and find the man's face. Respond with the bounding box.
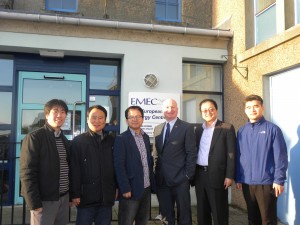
[126,109,144,132]
[245,100,264,123]
[46,106,67,130]
[200,101,218,124]
[163,99,178,121]
[87,108,106,133]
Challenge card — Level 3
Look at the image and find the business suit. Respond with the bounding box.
[114,128,155,225]
[194,120,236,225]
[154,118,197,225]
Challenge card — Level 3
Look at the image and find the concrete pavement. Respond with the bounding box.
[1,204,286,225]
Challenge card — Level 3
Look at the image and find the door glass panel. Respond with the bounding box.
[22,79,82,104]
[21,110,82,136]
[0,92,12,124]
[21,110,45,134]
[89,95,119,126]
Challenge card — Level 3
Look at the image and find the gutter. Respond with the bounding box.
[0,10,233,38]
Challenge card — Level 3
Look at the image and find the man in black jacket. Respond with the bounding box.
[70,105,116,225]
[20,99,70,225]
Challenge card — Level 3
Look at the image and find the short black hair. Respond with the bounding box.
[199,99,218,110]
[87,105,108,118]
[125,106,144,119]
[245,95,263,105]
[44,99,68,116]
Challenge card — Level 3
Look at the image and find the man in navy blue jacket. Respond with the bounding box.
[114,105,155,225]
[236,94,288,225]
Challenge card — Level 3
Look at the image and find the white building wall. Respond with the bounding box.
[0,31,227,132]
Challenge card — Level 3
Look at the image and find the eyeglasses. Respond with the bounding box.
[127,115,143,120]
[201,108,215,114]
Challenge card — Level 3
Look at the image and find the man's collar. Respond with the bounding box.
[202,118,218,129]
[129,127,144,136]
[166,118,177,126]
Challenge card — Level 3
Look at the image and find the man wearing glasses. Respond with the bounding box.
[194,99,236,225]
[113,106,155,225]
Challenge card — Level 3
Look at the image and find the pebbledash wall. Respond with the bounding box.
[213,1,300,224]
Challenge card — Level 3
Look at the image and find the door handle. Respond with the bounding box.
[44,75,65,80]
[72,101,86,139]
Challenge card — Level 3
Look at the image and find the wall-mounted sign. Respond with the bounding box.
[128,92,180,137]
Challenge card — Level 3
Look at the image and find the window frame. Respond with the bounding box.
[296,0,300,24]
[254,0,277,45]
[155,0,182,22]
[182,61,224,125]
[88,59,121,134]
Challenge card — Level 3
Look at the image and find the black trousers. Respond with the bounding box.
[242,184,278,225]
[157,179,192,225]
[195,167,229,225]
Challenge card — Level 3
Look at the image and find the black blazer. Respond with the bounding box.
[154,118,197,186]
[195,120,236,188]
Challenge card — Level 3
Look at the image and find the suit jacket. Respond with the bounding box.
[153,118,197,187]
[195,120,236,188]
[113,128,155,199]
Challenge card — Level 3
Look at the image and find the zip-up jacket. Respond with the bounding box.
[20,123,70,210]
[70,130,116,207]
[236,116,288,185]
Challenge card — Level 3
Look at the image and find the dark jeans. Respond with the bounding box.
[118,187,151,225]
[75,205,112,225]
[242,184,277,225]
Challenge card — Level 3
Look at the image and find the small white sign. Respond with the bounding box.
[128,92,180,137]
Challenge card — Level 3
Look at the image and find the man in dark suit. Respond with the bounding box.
[153,98,197,225]
[113,105,155,225]
[194,99,236,225]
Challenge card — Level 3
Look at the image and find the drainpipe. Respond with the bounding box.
[0,10,233,38]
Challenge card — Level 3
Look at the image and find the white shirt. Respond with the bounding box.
[197,119,217,166]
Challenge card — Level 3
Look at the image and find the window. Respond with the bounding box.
[182,62,223,124]
[0,56,13,86]
[156,0,181,22]
[0,92,12,125]
[255,0,276,44]
[46,0,77,13]
[297,0,300,24]
[89,60,121,133]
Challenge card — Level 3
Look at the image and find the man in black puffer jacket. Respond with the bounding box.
[70,105,116,225]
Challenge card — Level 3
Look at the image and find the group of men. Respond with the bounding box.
[20,94,288,225]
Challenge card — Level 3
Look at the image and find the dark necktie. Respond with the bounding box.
[164,123,170,144]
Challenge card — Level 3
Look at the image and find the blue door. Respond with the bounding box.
[15,71,86,204]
